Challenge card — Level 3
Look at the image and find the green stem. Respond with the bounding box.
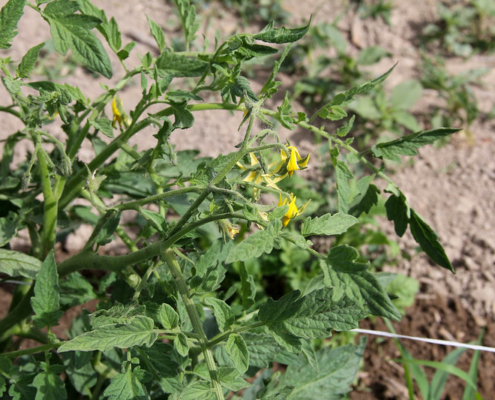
[2,342,62,358]
[207,321,265,348]
[37,144,58,257]
[162,250,224,400]
[113,186,205,211]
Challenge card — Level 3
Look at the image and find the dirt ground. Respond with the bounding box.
[1,0,494,399]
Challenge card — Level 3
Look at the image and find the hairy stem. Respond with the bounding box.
[162,249,224,400]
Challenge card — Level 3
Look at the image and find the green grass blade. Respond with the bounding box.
[462,329,484,400]
[430,346,466,399]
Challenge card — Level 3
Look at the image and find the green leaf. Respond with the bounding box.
[204,298,234,332]
[89,117,113,138]
[156,51,207,77]
[241,333,287,368]
[430,347,467,399]
[31,250,63,329]
[278,338,367,399]
[147,16,166,52]
[89,302,146,328]
[225,334,249,374]
[390,80,423,110]
[174,0,199,45]
[259,290,303,324]
[61,351,97,396]
[335,115,355,137]
[107,17,121,52]
[409,209,454,272]
[240,263,256,309]
[16,42,44,78]
[237,42,278,59]
[32,370,67,400]
[138,343,182,394]
[174,332,189,357]
[179,381,214,400]
[60,272,97,308]
[95,211,121,245]
[103,367,150,400]
[357,45,390,65]
[317,105,347,121]
[349,177,380,217]
[167,99,194,130]
[282,287,367,338]
[331,64,396,106]
[226,220,282,263]
[158,303,179,330]
[321,249,402,321]
[139,208,165,233]
[335,161,354,214]
[227,75,258,103]
[301,213,358,237]
[0,0,25,49]
[41,0,112,78]
[385,191,409,237]
[462,331,484,400]
[392,110,421,132]
[253,19,310,44]
[58,315,158,352]
[371,128,460,162]
[0,211,19,247]
[261,386,294,400]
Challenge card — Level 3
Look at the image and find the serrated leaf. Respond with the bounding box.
[156,51,207,77]
[228,75,258,103]
[16,42,44,78]
[58,316,158,352]
[225,334,249,374]
[90,302,146,328]
[226,220,282,263]
[335,115,355,137]
[179,381,214,400]
[0,0,25,49]
[409,209,454,272]
[240,263,256,309]
[321,257,401,321]
[258,290,303,324]
[371,128,460,162]
[0,211,19,247]
[138,342,182,394]
[278,338,366,399]
[392,110,421,132]
[60,272,97,308]
[204,298,234,332]
[32,370,67,400]
[89,117,113,138]
[139,208,165,233]
[301,213,358,237]
[335,161,354,213]
[174,332,189,357]
[167,99,194,130]
[95,211,121,245]
[147,15,166,52]
[241,332,286,368]
[261,385,295,400]
[158,303,179,330]
[385,192,409,237]
[107,16,121,52]
[282,288,367,338]
[103,367,150,400]
[349,177,380,217]
[253,19,310,44]
[61,351,97,396]
[41,0,112,78]
[31,250,63,329]
[317,105,347,121]
[267,324,301,353]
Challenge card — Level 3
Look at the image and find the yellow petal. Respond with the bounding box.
[287,148,300,177]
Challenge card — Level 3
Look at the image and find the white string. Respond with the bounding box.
[352,328,495,353]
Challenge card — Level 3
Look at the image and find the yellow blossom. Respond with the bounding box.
[278,193,310,228]
[279,145,310,178]
[219,219,239,240]
[112,97,130,129]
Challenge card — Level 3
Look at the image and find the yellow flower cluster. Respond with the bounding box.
[237,144,311,227]
[112,97,130,129]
